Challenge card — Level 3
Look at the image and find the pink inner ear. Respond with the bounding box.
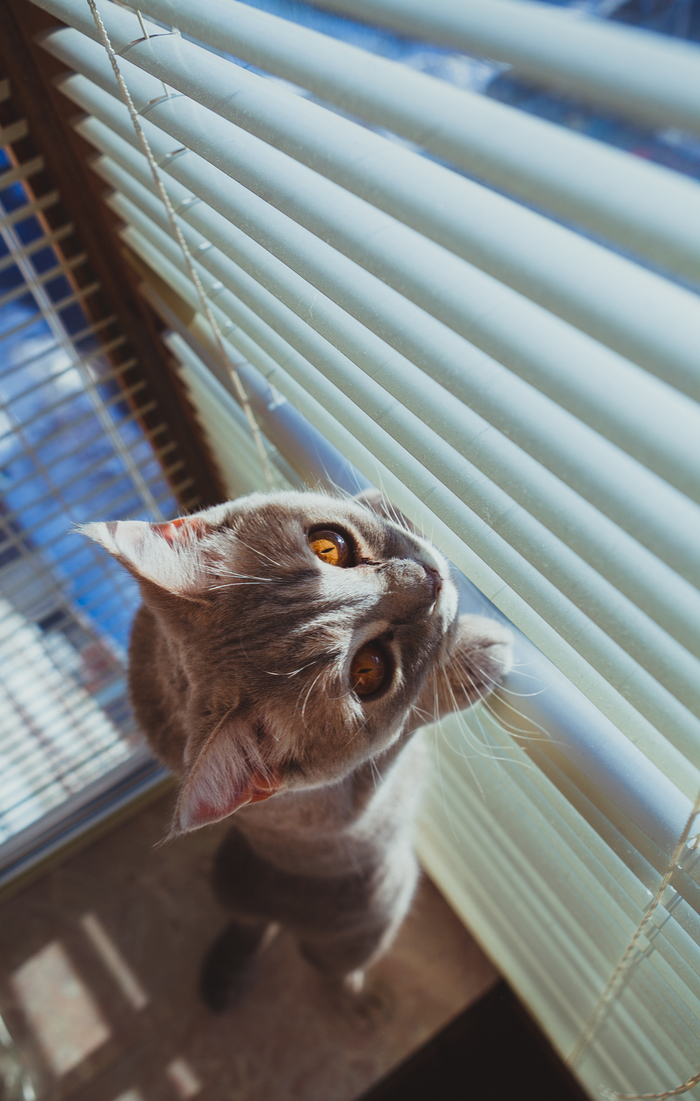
[154,516,207,545]
[175,718,282,834]
[186,775,281,831]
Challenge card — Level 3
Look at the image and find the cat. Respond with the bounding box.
[83,488,512,1011]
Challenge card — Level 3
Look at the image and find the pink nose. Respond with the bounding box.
[424,565,443,601]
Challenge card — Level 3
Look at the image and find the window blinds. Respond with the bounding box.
[26,1,700,1097]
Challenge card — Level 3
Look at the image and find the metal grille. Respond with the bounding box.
[0,108,183,846]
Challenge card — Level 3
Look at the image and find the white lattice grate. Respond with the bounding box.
[0,114,182,847]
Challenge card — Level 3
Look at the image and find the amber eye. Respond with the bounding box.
[308,528,352,567]
[351,642,388,697]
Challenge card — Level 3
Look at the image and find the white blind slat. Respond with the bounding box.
[307,0,700,136]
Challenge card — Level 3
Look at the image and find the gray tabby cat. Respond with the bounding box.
[83,489,512,1011]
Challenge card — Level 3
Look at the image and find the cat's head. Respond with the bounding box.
[83,490,460,834]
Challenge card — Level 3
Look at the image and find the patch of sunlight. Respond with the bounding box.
[166,1058,202,1098]
[80,913,149,1011]
[0,1012,36,1101]
[10,942,110,1076]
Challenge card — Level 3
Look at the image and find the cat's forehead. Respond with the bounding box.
[213,491,408,553]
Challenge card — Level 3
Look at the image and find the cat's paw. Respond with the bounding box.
[199,919,276,1013]
[326,971,395,1032]
[343,968,366,995]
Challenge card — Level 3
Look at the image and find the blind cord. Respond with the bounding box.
[600,1067,700,1101]
[568,790,700,1098]
[86,0,275,492]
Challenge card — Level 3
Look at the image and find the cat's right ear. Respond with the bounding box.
[80,516,213,596]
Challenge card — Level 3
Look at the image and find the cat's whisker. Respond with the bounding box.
[497,656,546,680]
[342,708,373,746]
[484,692,557,745]
[230,533,281,569]
[410,704,433,723]
[203,562,274,581]
[209,571,278,583]
[207,581,277,590]
[439,669,498,757]
[448,658,553,745]
[284,661,323,679]
[432,680,487,802]
[450,651,537,698]
[439,670,529,770]
[369,756,381,793]
[299,667,328,729]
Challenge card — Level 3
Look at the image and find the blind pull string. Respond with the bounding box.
[86,0,276,493]
[600,1067,700,1101]
[567,789,700,1098]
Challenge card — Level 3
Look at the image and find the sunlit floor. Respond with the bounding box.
[0,795,498,1101]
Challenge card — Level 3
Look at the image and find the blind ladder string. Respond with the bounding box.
[86,0,275,491]
[567,790,700,1099]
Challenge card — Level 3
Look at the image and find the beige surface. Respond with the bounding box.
[0,796,498,1101]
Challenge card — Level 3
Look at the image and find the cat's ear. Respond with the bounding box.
[410,615,514,727]
[173,717,282,835]
[80,516,213,595]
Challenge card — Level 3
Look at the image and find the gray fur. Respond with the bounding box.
[84,489,512,994]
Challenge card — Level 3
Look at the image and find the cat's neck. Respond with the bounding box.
[232,734,427,877]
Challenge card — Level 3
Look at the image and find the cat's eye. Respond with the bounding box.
[308,528,352,567]
[351,643,388,697]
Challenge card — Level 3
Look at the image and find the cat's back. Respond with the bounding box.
[129,604,189,770]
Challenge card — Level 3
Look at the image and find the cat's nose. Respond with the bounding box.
[423,565,443,602]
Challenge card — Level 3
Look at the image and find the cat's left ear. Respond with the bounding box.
[173,716,282,835]
[80,516,213,595]
[410,614,514,727]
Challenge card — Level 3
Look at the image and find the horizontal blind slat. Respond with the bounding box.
[0,191,60,228]
[421,763,699,1092]
[0,156,45,192]
[37,11,700,413]
[0,254,88,311]
[306,0,700,136]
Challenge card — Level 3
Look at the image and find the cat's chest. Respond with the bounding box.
[233,735,427,876]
